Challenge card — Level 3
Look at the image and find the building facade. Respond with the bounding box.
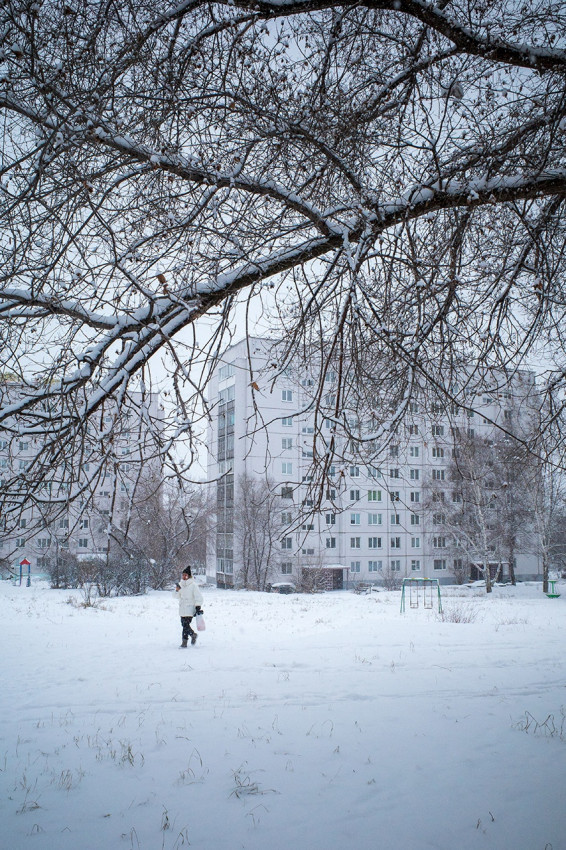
[207,338,541,588]
[0,382,161,576]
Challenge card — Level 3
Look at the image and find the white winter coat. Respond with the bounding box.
[175,578,203,617]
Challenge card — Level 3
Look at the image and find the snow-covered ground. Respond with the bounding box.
[1,580,565,850]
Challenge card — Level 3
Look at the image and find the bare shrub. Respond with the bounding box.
[438,603,480,623]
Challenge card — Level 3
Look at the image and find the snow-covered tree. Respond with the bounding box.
[432,432,534,592]
[1,0,566,516]
[235,474,280,590]
[110,470,212,588]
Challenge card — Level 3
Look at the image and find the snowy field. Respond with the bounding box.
[1,580,565,850]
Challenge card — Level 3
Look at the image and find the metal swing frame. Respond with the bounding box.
[400,577,443,613]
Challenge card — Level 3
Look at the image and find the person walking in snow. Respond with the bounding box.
[174,567,204,647]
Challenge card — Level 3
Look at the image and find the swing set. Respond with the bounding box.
[400,577,443,613]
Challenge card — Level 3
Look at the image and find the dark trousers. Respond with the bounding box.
[181,616,195,640]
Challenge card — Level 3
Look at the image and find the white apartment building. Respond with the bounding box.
[0,381,161,576]
[207,338,541,589]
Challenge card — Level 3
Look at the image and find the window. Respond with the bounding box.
[390,491,400,502]
[368,537,382,549]
[350,465,360,478]
[389,468,400,479]
[19,441,29,450]
[37,537,51,548]
[367,466,382,478]
[281,537,293,550]
[433,559,447,571]
[281,486,293,499]
[408,424,419,435]
[368,513,382,525]
[218,363,234,381]
[350,561,361,573]
[410,513,420,526]
[350,537,361,549]
[327,487,336,500]
[452,491,462,503]
[410,491,420,503]
[433,513,445,525]
[326,537,336,549]
[409,402,419,413]
[390,537,401,549]
[350,489,360,502]
[350,513,360,525]
[281,512,293,525]
[17,537,26,548]
[218,385,235,403]
[411,537,421,548]
[19,518,27,529]
[78,538,88,548]
[411,559,421,571]
[281,417,293,426]
[432,447,445,458]
[368,490,381,502]
[390,514,400,525]
[282,462,293,475]
[325,513,335,525]
[453,558,464,572]
[433,536,447,548]
[432,425,444,436]
[410,469,419,480]
[302,548,315,555]
[432,491,445,502]
[282,438,293,450]
[390,559,401,571]
[302,449,313,458]
[281,563,293,575]
[467,428,475,438]
[301,523,314,531]
[432,469,445,481]
[302,426,315,434]
[368,560,382,572]
[59,518,69,529]
[19,460,28,470]
[281,389,293,402]
[410,446,419,457]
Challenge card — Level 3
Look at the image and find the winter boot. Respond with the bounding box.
[191,633,198,645]
[180,639,188,648]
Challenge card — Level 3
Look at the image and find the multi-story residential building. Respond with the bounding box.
[207,337,541,588]
[0,380,161,576]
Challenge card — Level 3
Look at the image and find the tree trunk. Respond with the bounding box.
[508,543,516,586]
[542,551,549,594]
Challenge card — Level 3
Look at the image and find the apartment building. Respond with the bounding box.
[0,380,161,575]
[207,338,541,588]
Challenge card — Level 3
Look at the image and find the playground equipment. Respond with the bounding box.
[15,558,32,587]
[400,577,443,613]
[546,579,561,599]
